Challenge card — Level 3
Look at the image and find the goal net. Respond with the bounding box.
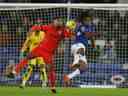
[0,4,128,88]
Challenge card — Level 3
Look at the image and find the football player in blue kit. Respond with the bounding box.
[64,12,99,83]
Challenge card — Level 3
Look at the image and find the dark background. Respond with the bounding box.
[0,0,117,3]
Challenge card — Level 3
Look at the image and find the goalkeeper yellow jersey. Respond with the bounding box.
[27,31,45,51]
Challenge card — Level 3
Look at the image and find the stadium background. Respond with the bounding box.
[0,0,118,3]
[0,5,128,88]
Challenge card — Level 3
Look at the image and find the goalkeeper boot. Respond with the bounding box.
[42,81,47,88]
[19,80,26,89]
[6,64,15,79]
[51,88,57,94]
[19,84,25,89]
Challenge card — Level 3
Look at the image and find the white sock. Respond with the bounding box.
[22,80,26,86]
[42,81,47,87]
[68,69,80,79]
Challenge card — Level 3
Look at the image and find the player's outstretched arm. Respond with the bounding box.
[21,32,31,52]
[84,32,99,38]
[85,32,98,48]
[85,32,101,48]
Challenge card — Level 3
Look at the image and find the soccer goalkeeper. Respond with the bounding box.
[19,30,47,88]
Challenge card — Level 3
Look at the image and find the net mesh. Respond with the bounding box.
[0,5,128,88]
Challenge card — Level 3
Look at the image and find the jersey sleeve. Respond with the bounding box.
[30,25,48,32]
[21,34,30,52]
[30,25,42,31]
[40,25,49,32]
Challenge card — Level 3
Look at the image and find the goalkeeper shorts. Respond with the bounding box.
[29,57,45,66]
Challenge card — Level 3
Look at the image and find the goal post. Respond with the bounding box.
[0,3,128,88]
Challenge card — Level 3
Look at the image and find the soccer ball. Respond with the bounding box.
[66,20,76,30]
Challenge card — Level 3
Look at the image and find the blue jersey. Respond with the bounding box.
[75,23,95,47]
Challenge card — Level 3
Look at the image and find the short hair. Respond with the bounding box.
[52,17,63,23]
[53,16,61,20]
[76,10,93,22]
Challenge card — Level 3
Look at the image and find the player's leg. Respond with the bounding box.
[6,46,41,78]
[6,58,29,78]
[37,51,56,93]
[46,63,56,93]
[66,57,87,80]
[37,57,47,87]
[40,64,47,87]
[15,53,37,75]
[20,59,35,88]
[64,43,88,83]
[6,53,35,78]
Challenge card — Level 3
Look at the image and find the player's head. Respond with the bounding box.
[83,16,93,25]
[77,10,93,24]
[52,17,64,27]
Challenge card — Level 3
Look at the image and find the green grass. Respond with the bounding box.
[0,87,128,96]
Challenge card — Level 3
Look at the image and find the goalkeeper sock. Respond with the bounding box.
[48,69,56,88]
[40,66,47,86]
[41,69,47,81]
[15,58,28,75]
[22,80,27,86]
[68,69,80,79]
[21,64,33,88]
[22,65,33,85]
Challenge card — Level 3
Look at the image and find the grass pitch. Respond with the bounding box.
[0,87,127,96]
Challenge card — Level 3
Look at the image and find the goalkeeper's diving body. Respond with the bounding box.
[19,30,47,88]
[6,17,72,94]
[64,13,99,84]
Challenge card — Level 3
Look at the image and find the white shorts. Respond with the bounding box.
[71,43,87,65]
[71,43,86,55]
